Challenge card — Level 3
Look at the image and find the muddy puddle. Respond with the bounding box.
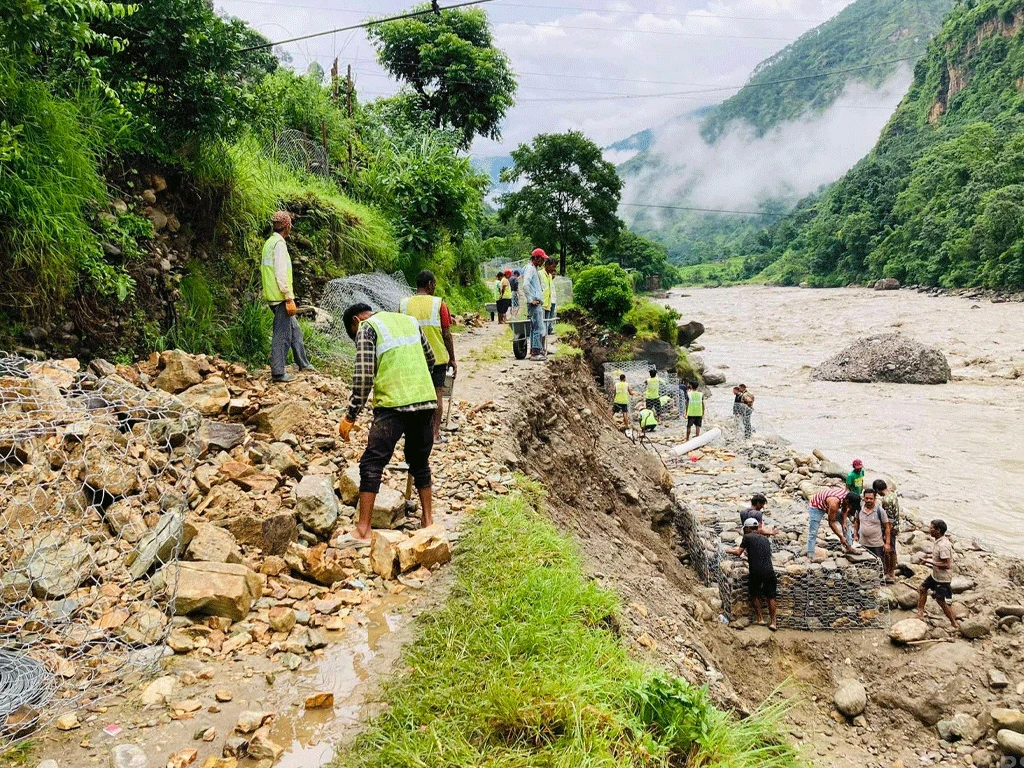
[666,285,1024,553]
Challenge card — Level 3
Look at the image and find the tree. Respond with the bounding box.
[368,4,516,148]
[499,131,623,275]
[603,229,676,285]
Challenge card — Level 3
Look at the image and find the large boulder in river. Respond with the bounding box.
[812,334,950,385]
[874,278,901,290]
[639,339,678,371]
[677,320,705,347]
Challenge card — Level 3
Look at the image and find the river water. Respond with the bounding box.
[665,285,1024,554]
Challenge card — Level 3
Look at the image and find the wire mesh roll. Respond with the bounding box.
[0,650,53,720]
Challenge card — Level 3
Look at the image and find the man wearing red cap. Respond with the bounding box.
[846,459,865,495]
[522,249,547,360]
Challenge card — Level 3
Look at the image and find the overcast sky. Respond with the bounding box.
[215,0,856,156]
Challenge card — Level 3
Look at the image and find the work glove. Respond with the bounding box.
[338,417,356,442]
[284,299,297,316]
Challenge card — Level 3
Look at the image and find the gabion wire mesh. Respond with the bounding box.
[674,506,887,631]
[0,353,202,746]
[603,360,686,420]
[268,129,329,177]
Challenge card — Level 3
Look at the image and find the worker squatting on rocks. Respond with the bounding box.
[338,303,437,542]
[261,211,312,383]
[400,270,457,440]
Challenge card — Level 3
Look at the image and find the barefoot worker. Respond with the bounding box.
[612,373,635,430]
[262,210,312,383]
[918,519,959,631]
[684,381,704,441]
[338,303,437,541]
[400,270,457,440]
[807,486,859,556]
[727,518,778,631]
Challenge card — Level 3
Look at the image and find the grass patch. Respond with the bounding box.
[466,327,512,363]
[674,258,749,286]
[624,298,679,344]
[0,741,34,767]
[337,491,800,768]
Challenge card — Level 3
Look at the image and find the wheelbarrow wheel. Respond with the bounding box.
[512,337,528,360]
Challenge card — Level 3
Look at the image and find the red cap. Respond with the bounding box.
[852,459,863,469]
[504,269,512,277]
[531,248,547,259]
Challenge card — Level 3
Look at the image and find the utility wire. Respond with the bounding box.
[238,0,498,52]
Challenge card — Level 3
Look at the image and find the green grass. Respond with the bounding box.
[337,491,800,768]
[624,298,679,343]
[0,741,35,767]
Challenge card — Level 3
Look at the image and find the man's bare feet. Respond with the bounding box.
[421,515,433,529]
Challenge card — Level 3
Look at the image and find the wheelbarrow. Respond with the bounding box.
[508,318,533,359]
[485,302,497,321]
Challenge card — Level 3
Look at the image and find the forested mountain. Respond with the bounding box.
[736,0,1024,289]
[618,0,954,265]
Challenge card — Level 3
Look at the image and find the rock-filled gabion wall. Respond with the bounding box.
[602,360,686,419]
[0,353,201,747]
[675,505,887,630]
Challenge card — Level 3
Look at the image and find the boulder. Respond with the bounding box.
[339,465,360,506]
[249,402,312,440]
[937,713,984,743]
[110,744,150,768]
[703,370,726,386]
[874,278,901,291]
[992,709,1024,734]
[84,450,140,498]
[154,350,202,394]
[247,727,283,762]
[127,511,191,580]
[819,461,847,479]
[294,475,340,538]
[812,333,950,385]
[179,377,230,416]
[996,605,1024,618]
[199,422,246,455]
[26,535,95,599]
[677,320,705,347]
[888,583,920,610]
[166,561,261,622]
[959,616,992,640]
[834,679,867,718]
[185,524,243,564]
[372,486,406,529]
[224,511,297,556]
[264,442,304,479]
[234,711,274,734]
[998,729,1024,757]
[288,543,350,586]
[889,618,929,645]
[950,576,975,594]
[639,339,678,371]
[105,500,148,543]
[396,525,452,574]
[370,530,406,579]
[140,675,177,706]
[268,606,296,633]
[988,669,1010,689]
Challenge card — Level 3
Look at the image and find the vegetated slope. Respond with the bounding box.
[749,0,1024,289]
[700,0,955,142]
[617,0,953,266]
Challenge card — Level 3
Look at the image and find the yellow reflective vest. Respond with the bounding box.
[640,408,658,428]
[261,233,292,303]
[645,376,660,399]
[365,312,437,408]
[614,380,629,405]
[686,390,704,417]
[541,270,553,310]
[400,294,450,366]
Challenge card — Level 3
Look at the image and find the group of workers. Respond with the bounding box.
[260,210,458,542]
[611,368,706,440]
[493,248,559,359]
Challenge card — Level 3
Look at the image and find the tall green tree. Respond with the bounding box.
[367,4,516,148]
[499,131,623,275]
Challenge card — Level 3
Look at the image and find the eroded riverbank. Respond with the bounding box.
[664,285,1024,553]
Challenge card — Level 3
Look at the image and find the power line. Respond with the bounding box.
[237,0,498,52]
[620,202,783,217]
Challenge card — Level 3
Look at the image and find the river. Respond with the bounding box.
[665,285,1024,554]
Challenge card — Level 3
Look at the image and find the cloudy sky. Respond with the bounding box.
[215,0,857,156]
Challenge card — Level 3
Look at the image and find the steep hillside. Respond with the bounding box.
[618,0,953,264]
[746,0,1024,289]
[701,0,955,141]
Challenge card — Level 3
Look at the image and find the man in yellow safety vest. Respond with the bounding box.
[685,380,704,441]
[261,210,312,382]
[645,368,661,412]
[541,258,557,353]
[338,302,438,541]
[639,405,658,433]
[612,373,634,430]
[400,270,457,439]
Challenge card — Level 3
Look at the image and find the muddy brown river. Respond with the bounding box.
[666,285,1024,554]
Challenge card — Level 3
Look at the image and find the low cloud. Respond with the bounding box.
[621,65,913,215]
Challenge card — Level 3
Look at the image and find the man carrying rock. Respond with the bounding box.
[727,518,778,631]
[807,487,859,557]
[400,270,457,440]
[262,211,312,383]
[917,519,959,631]
[338,303,437,542]
[853,486,891,563]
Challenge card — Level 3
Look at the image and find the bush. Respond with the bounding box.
[624,298,679,344]
[572,263,634,327]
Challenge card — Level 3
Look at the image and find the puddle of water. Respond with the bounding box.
[273,600,409,767]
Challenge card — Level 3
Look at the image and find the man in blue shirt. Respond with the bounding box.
[523,249,547,361]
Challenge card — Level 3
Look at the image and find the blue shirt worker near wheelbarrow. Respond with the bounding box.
[523,248,547,361]
[338,303,437,543]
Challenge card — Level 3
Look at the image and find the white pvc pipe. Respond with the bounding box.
[669,427,722,455]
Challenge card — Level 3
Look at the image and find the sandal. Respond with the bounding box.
[768,624,778,632]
